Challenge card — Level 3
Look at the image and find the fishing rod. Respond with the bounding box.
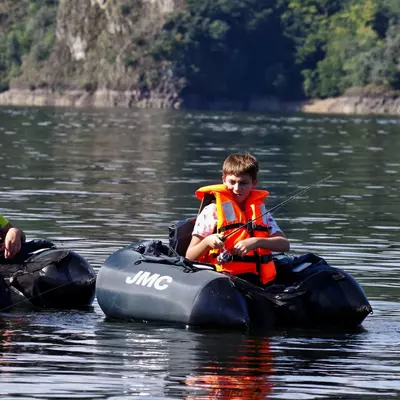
[221,174,332,242]
[215,174,332,264]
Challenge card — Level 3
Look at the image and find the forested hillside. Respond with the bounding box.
[0,0,399,106]
[0,0,57,91]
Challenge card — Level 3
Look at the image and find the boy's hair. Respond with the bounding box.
[222,153,259,181]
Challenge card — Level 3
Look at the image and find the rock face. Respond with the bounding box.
[0,88,180,108]
[8,0,182,108]
[54,0,174,65]
[2,87,400,115]
[301,96,400,116]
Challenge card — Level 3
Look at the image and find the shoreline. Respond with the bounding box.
[1,88,400,116]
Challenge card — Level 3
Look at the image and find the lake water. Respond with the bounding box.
[0,106,399,399]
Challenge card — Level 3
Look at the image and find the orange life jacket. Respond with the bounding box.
[195,184,276,284]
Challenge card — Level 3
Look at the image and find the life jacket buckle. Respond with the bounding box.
[246,219,254,233]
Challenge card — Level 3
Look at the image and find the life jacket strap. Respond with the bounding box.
[213,254,273,264]
[252,224,270,232]
[217,223,270,234]
[217,223,243,233]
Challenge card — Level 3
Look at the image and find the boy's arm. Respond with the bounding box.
[255,232,290,252]
[231,232,290,257]
[252,212,290,252]
[186,203,223,261]
[185,234,224,261]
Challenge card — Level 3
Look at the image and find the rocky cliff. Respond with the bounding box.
[8,0,182,108]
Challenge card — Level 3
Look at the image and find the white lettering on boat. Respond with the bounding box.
[125,271,172,290]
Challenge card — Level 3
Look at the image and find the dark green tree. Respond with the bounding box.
[153,0,301,101]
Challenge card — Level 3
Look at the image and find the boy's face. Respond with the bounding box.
[222,173,257,206]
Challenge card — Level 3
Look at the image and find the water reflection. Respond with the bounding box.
[92,323,275,399]
[177,334,274,399]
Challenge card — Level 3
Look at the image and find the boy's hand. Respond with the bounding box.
[4,228,22,259]
[232,238,257,257]
[205,234,225,250]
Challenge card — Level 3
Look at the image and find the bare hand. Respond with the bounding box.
[232,238,257,257]
[4,228,22,259]
[204,234,225,250]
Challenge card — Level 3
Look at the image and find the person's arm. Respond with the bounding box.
[186,233,224,261]
[231,213,289,257]
[185,203,223,261]
[231,232,289,257]
[0,222,25,259]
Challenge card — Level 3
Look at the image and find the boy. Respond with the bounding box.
[0,214,25,259]
[185,153,289,285]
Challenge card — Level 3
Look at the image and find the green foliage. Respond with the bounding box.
[0,32,23,90]
[120,4,132,16]
[7,33,21,65]
[279,0,345,66]
[124,55,138,68]
[152,0,400,100]
[380,0,400,17]
[208,20,229,41]
[0,0,57,90]
[280,0,400,98]
[308,0,382,96]
[152,0,299,100]
[105,48,117,65]
[366,22,400,89]
[32,31,56,62]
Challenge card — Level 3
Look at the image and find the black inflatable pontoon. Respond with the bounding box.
[0,239,96,310]
[96,239,372,329]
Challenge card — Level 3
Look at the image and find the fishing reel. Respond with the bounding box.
[217,250,232,264]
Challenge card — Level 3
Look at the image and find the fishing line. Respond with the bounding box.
[214,175,332,263]
[221,174,332,241]
[168,175,332,258]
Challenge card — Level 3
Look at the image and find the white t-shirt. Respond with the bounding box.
[192,203,282,238]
